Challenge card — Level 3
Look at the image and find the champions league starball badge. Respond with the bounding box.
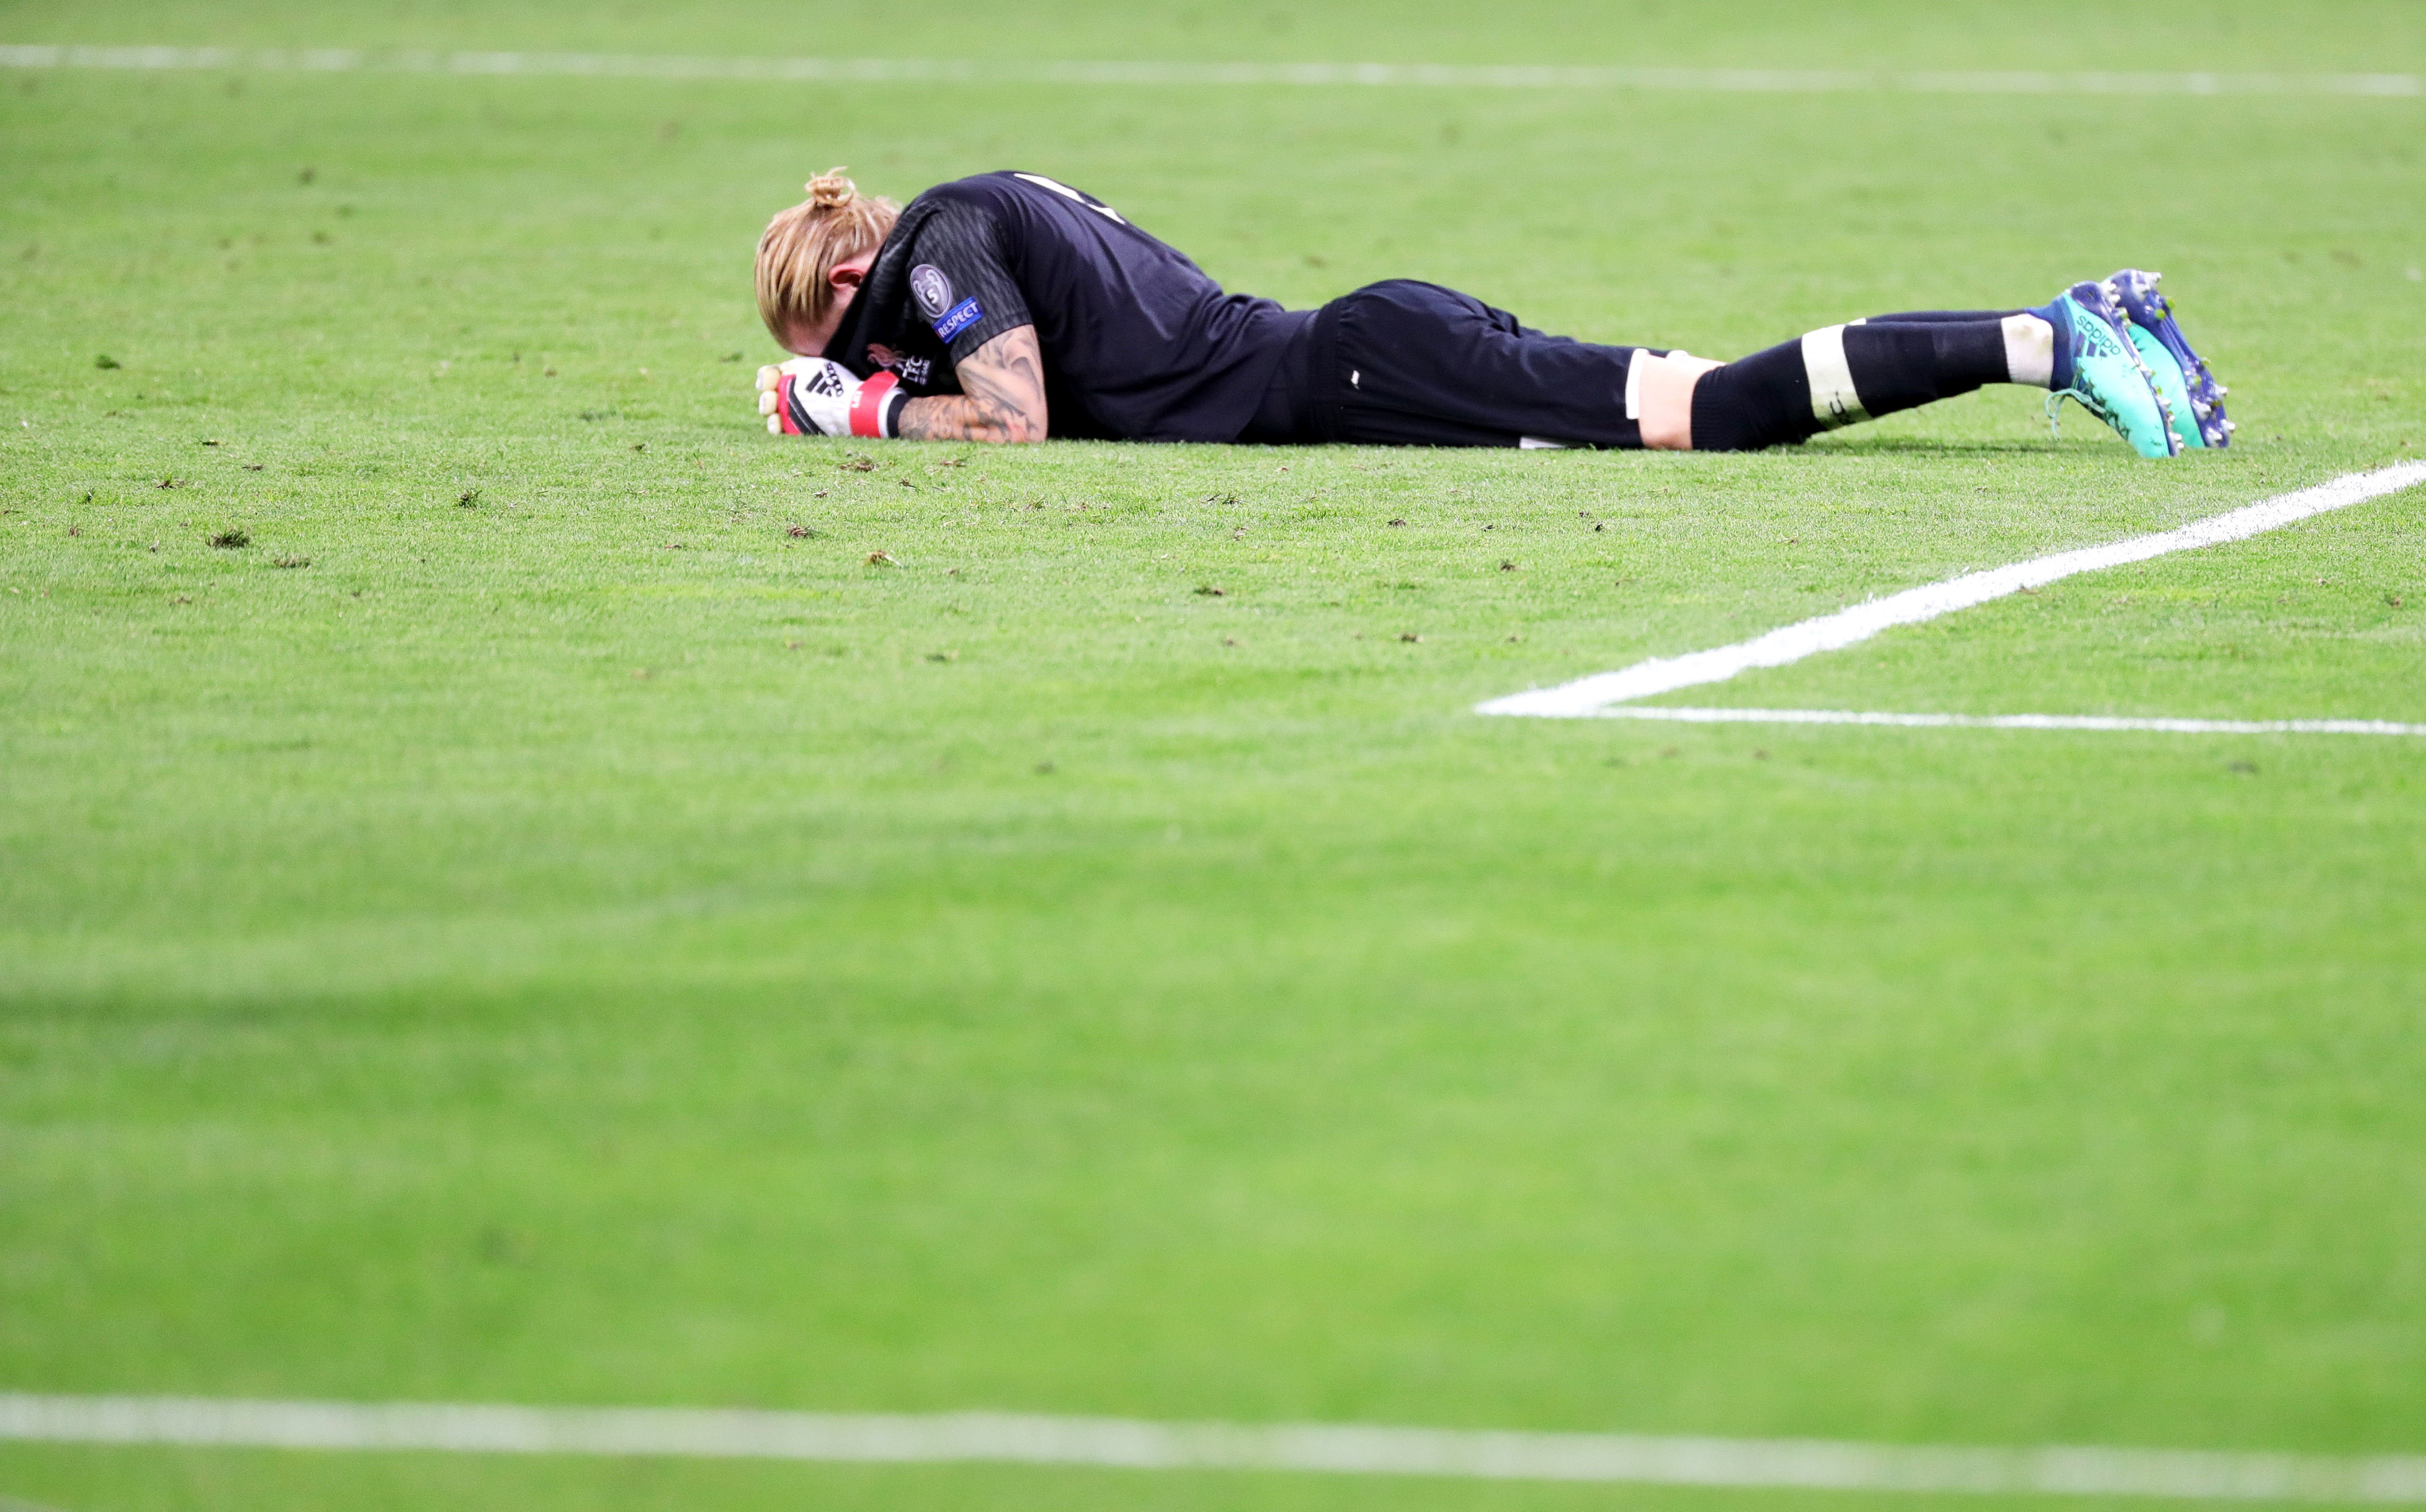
[910,265,953,319]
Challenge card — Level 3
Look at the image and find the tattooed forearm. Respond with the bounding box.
[899,325,1049,443]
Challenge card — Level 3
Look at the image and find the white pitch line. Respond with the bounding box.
[5,1395,2426,1502]
[1592,706,2426,736]
[1477,461,2426,721]
[0,45,2418,96]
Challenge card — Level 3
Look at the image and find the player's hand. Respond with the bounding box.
[756,357,852,436]
[755,357,905,439]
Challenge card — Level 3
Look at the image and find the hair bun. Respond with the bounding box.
[805,168,857,209]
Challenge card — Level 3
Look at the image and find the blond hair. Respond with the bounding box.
[754,168,901,344]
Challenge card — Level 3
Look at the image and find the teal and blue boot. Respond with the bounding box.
[2124,318,2206,453]
[2033,280,2181,458]
[2108,268,2231,449]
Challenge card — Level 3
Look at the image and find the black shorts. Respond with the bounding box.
[1240,280,1654,449]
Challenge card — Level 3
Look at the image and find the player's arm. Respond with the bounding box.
[755,329,1044,444]
[897,325,1047,444]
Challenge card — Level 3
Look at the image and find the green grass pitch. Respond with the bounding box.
[4,0,2426,1507]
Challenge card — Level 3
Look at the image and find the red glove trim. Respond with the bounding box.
[850,371,902,438]
[777,373,813,435]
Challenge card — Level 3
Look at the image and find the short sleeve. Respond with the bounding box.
[900,200,1032,362]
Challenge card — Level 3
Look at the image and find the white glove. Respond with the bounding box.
[755,357,906,438]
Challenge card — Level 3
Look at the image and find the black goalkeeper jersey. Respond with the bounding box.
[827,171,1309,442]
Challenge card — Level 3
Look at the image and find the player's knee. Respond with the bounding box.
[1635,352,1724,451]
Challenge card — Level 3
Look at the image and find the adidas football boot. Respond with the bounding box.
[2108,269,2231,449]
[2123,319,2205,454]
[2039,280,2179,458]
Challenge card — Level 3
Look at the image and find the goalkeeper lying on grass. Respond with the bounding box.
[754,168,2229,458]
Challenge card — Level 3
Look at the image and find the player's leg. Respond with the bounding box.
[1309,280,1652,449]
[1301,281,2060,451]
[1863,276,2230,450]
[1299,276,2207,456]
[1672,280,2182,457]
[1304,279,2045,452]
[1677,315,2031,449]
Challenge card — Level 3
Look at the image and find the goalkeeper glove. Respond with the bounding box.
[755,358,907,439]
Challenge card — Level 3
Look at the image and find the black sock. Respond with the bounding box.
[1688,318,2015,452]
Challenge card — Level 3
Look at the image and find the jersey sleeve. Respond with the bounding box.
[900,198,1033,363]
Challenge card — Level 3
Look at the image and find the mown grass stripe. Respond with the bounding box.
[4,1395,2425,1501]
[0,45,2416,95]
